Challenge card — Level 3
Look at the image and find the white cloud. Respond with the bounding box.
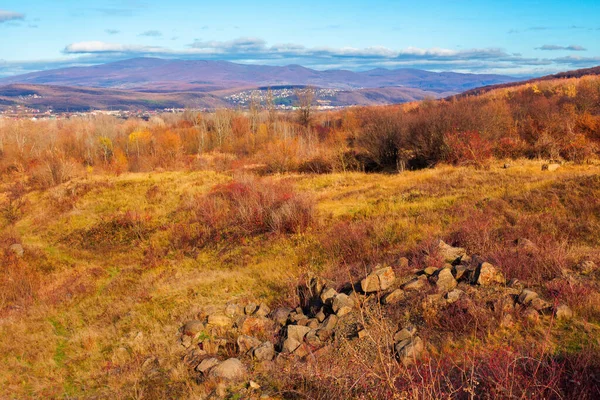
[0,10,25,23]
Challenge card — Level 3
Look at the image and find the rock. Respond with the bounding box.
[503,163,511,169]
[382,289,405,305]
[445,289,464,304]
[394,326,417,343]
[180,335,192,348]
[297,318,309,326]
[530,297,552,313]
[237,335,262,354]
[293,343,310,358]
[245,303,258,315]
[436,240,467,263]
[180,320,205,337]
[398,257,409,269]
[360,273,380,293]
[360,266,396,293]
[357,329,368,339]
[282,337,301,353]
[435,268,457,293]
[474,262,505,286]
[524,308,540,324]
[402,275,428,291]
[507,278,524,290]
[332,293,355,316]
[518,289,539,305]
[209,358,247,381]
[196,357,220,374]
[8,243,23,258]
[253,341,275,361]
[320,287,337,304]
[316,328,333,341]
[305,329,322,346]
[423,267,437,276]
[555,304,573,320]
[307,318,320,329]
[249,380,260,390]
[202,338,226,355]
[542,163,560,172]
[321,315,338,331]
[315,310,326,322]
[578,260,598,275]
[255,303,271,317]
[271,307,292,326]
[287,325,311,343]
[396,337,424,366]
[240,317,273,335]
[207,314,232,328]
[224,303,243,317]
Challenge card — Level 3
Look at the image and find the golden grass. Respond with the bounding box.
[1,160,599,398]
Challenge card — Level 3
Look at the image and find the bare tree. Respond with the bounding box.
[295,86,316,128]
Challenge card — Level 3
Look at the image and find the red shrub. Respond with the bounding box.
[444,130,493,168]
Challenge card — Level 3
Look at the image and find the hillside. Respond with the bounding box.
[0,72,599,399]
[0,57,515,93]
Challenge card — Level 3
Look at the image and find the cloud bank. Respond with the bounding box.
[537,45,587,51]
[0,10,25,23]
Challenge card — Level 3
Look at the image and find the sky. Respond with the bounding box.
[1,0,599,77]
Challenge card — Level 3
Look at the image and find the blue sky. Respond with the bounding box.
[1,0,599,77]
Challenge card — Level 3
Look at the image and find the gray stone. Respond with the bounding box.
[321,315,338,331]
[209,358,247,381]
[207,314,232,328]
[474,262,505,286]
[255,303,271,317]
[376,266,396,291]
[287,324,311,343]
[397,337,424,366]
[245,303,258,315]
[435,268,457,293]
[402,275,428,291]
[437,240,467,263]
[320,287,337,304]
[272,307,292,326]
[307,318,320,329]
[394,326,417,343]
[332,293,355,316]
[315,310,326,323]
[518,289,539,305]
[445,289,464,304]
[253,341,275,361]
[237,335,262,354]
[382,289,405,305]
[196,357,220,374]
[180,320,205,336]
[224,303,243,317]
[282,337,301,353]
[555,304,573,320]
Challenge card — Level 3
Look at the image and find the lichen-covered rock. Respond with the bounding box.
[435,268,457,293]
[237,335,262,354]
[255,303,271,317]
[240,316,273,335]
[445,289,464,304]
[207,314,232,328]
[332,293,355,316]
[271,307,292,326]
[474,262,505,286]
[196,357,220,374]
[402,275,428,291]
[287,324,311,343]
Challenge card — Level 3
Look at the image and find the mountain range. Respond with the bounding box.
[0,58,518,111]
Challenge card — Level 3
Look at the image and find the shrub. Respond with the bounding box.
[443,130,493,168]
[171,176,314,252]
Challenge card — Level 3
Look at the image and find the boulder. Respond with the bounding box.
[360,273,380,293]
[180,320,205,337]
[435,268,457,293]
[542,163,560,172]
[518,289,539,305]
[423,267,437,276]
[382,289,405,305]
[396,337,424,366]
[255,303,271,317]
[237,335,262,354]
[240,317,273,335]
[402,275,428,291]
[207,314,232,328]
[209,358,247,381]
[332,293,355,316]
[244,303,258,315]
[224,303,243,317]
[436,240,467,263]
[315,310,326,323]
[305,329,322,346]
[555,304,573,320]
[394,326,417,343]
[253,341,275,361]
[453,265,469,281]
[271,307,292,326]
[361,266,396,293]
[320,287,337,304]
[287,325,311,343]
[307,318,320,329]
[530,297,552,313]
[321,314,338,331]
[474,262,505,286]
[282,337,301,353]
[196,357,220,374]
[445,289,464,304]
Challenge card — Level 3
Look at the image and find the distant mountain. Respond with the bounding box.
[0,57,516,93]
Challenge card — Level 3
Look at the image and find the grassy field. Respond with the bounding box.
[1,159,599,398]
